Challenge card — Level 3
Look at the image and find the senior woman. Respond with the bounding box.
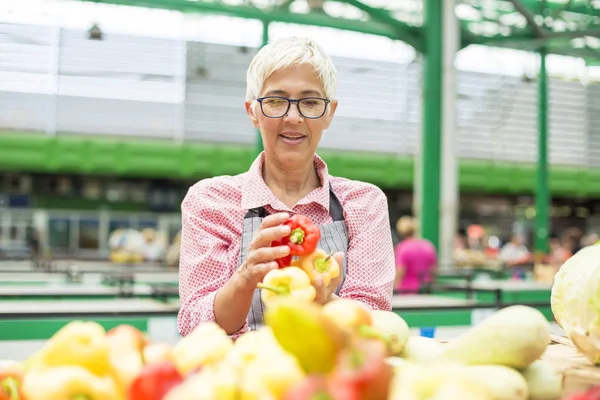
[177,36,396,338]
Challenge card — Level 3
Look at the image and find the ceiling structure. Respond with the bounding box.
[75,0,599,62]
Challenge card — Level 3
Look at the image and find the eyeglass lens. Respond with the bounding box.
[261,97,327,118]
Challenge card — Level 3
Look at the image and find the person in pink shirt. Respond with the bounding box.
[394,216,438,294]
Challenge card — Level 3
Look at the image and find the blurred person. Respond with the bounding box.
[26,227,41,268]
[547,236,572,265]
[453,231,469,266]
[394,216,437,294]
[165,231,181,268]
[563,227,584,254]
[177,37,395,338]
[499,234,531,267]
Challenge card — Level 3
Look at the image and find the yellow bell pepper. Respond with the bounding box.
[32,321,112,377]
[105,325,145,395]
[172,322,233,376]
[21,366,121,400]
[294,249,340,287]
[257,267,316,306]
[164,363,243,400]
[241,351,305,400]
[225,327,283,369]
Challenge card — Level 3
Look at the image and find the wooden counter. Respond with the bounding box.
[541,334,600,397]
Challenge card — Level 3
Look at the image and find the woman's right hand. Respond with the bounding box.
[237,212,291,287]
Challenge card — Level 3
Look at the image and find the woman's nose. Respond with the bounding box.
[283,102,303,122]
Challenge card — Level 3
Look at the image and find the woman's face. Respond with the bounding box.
[245,64,337,167]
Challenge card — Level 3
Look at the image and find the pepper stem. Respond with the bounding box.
[314,392,334,400]
[314,252,334,273]
[350,349,365,369]
[2,378,20,400]
[257,283,290,295]
[289,228,305,244]
[72,395,91,400]
[358,324,388,341]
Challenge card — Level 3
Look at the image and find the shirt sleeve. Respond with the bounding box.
[176,182,248,339]
[338,185,395,311]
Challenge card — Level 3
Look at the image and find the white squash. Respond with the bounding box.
[369,310,410,356]
[521,361,562,400]
[465,365,529,400]
[401,336,445,363]
[439,305,550,369]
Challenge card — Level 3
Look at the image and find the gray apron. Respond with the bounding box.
[239,184,349,330]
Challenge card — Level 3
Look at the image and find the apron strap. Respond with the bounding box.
[244,206,268,219]
[328,183,344,222]
[243,183,345,222]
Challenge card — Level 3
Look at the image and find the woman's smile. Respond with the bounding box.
[279,131,307,146]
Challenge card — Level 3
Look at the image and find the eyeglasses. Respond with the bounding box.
[256,96,331,119]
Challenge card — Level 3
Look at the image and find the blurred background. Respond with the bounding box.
[1,0,600,274]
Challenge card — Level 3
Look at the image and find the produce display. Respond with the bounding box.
[0,294,579,400]
[1,218,599,399]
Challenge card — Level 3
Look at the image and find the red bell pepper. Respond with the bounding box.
[565,385,600,400]
[271,237,293,268]
[283,375,361,400]
[283,376,332,400]
[282,215,321,256]
[328,339,393,400]
[128,361,184,400]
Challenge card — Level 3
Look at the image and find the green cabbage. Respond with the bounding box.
[551,243,600,364]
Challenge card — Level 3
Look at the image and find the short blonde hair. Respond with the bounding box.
[245,36,337,102]
[396,216,416,238]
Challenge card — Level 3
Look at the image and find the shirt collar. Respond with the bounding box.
[241,152,331,212]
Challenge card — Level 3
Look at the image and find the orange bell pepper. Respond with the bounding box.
[0,361,24,400]
[295,249,340,287]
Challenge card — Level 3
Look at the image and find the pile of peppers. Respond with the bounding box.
[0,319,237,400]
[261,214,340,306]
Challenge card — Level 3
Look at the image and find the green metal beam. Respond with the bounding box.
[335,0,423,50]
[3,132,600,196]
[78,0,402,40]
[461,24,600,61]
[524,0,600,17]
[507,0,548,37]
[489,0,600,17]
[535,47,549,255]
[473,30,600,53]
[419,0,443,250]
[547,46,600,63]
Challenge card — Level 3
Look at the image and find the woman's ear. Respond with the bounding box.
[322,99,338,130]
[245,101,260,128]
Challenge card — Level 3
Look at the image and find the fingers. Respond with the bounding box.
[312,276,328,305]
[239,260,278,286]
[259,212,290,230]
[246,245,290,266]
[253,261,278,280]
[250,223,291,251]
[328,273,343,292]
[333,252,344,268]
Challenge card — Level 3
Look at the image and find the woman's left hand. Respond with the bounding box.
[313,252,344,305]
